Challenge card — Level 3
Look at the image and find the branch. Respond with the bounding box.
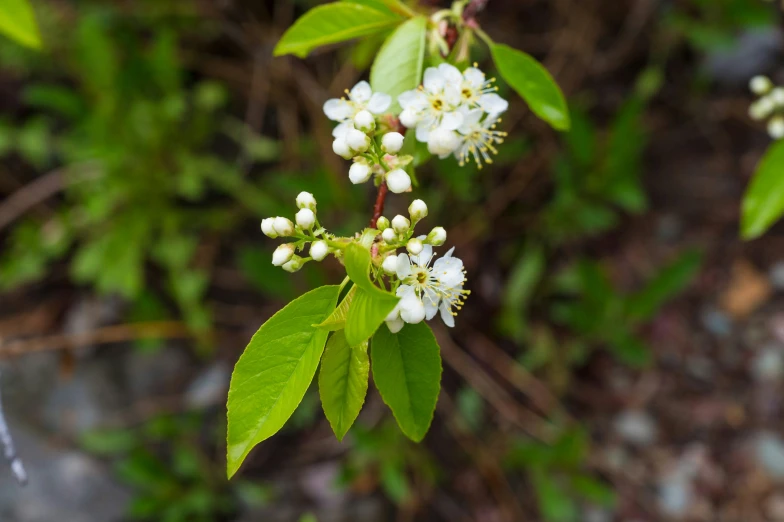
[462,0,489,25]
[369,182,389,228]
[0,371,27,485]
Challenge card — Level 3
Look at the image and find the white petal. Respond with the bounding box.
[444,247,455,258]
[461,108,484,129]
[423,288,439,320]
[479,93,509,115]
[385,305,401,322]
[332,121,352,138]
[440,301,455,327]
[413,244,433,267]
[441,111,464,130]
[423,67,445,93]
[400,294,425,324]
[396,254,412,280]
[415,122,431,142]
[367,92,391,113]
[438,63,463,86]
[443,83,462,106]
[350,81,372,102]
[463,67,485,87]
[324,99,352,121]
[398,90,419,109]
[386,317,405,333]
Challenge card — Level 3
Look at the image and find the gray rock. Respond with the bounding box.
[185,361,230,410]
[700,307,732,338]
[614,410,658,447]
[754,432,784,479]
[704,28,782,88]
[751,346,784,381]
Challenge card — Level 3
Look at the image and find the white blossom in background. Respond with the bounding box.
[323,81,391,137]
[454,108,508,168]
[749,75,784,140]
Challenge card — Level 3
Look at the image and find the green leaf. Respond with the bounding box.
[0,0,41,49]
[371,322,442,441]
[226,285,341,478]
[370,16,427,113]
[570,474,616,507]
[318,330,369,440]
[626,250,702,322]
[274,3,401,58]
[490,43,570,131]
[316,285,357,330]
[533,470,578,522]
[742,140,784,239]
[342,0,394,14]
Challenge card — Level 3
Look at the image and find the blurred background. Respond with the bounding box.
[0,0,782,520]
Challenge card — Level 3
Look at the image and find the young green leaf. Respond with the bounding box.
[742,140,784,239]
[273,3,401,58]
[0,0,42,50]
[370,16,427,113]
[490,43,570,131]
[318,330,369,440]
[625,250,702,322]
[316,285,357,331]
[226,285,341,478]
[371,322,442,442]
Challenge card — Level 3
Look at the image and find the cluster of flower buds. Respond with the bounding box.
[749,75,784,139]
[261,192,339,272]
[373,199,468,332]
[398,63,509,167]
[324,81,413,193]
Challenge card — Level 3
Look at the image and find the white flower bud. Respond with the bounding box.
[427,127,460,156]
[382,254,398,274]
[272,244,295,266]
[349,162,372,184]
[381,227,397,243]
[273,217,294,237]
[399,108,419,128]
[408,199,428,221]
[751,75,773,95]
[770,87,784,107]
[310,240,329,261]
[261,218,277,238]
[376,216,390,231]
[282,255,304,273]
[386,317,405,333]
[769,116,784,139]
[386,169,411,194]
[407,238,423,255]
[426,226,446,246]
[392,215,410,233]
[296,191,316,210]
[332,138,353,159]
[400,298,425,324]
[346,128,370,153]
[296,208,316,229]
[750,97,775,121]
[353,110,375,133]
[381,132,405,154]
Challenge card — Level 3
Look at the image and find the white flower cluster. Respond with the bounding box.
[261,192,337,272]
[398,63,509,167]
[749,75,784,139]
[324,81,412,193]
[374,200,469,332]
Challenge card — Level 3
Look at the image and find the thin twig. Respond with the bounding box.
[0,371,26,485]
[370,182,389,228]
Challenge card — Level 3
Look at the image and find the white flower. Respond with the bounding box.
[381,227,397,243]
[397,285,426,324]
[431,247,468,327]
[426,227,446,246]
[427,127,461,157]
[391,214,410,233]
[458,66,508,115]
[332,137,353,159]
[310,240,329,261]
[750,97,775,121]
[751,75,773,96]
[332,123,370,155]
[353,109,375,133]
[407,238,423,255]
[282,256,304,273]
[349,162,372,184]
[296,192,316,210]
[769,115,784,139]
[771,87,784,107]
[261,218,277,238]
[272,244,295,266]
[273,217,294,237]
[384,308,405,333]
[381,132,405,154]
[382,254,398,274]
[408,199,428,221]
[324,81,391,139]
[454,108,508,168]
[386,169,411,193]
[296,208,315,229]
[398,64,464,142]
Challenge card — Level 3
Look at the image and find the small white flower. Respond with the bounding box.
[398,64,464,142]
[323,81,391,124]
[345,127,370,152]
[353,109,375,133]
[769,115,784,139]
[349,162,372,184]
[296,208,316,229]
[332,137,353,159]
[261,218,277,238]
[407,238,423,255]
[396,285,426,324]
[282,255,304,273]
[751,75,773,96]
[459,66,508,115]
[381,131,405,154]
[296,191,316,210]
[310,240,329,261]
[427,127,461,157]
[426,227,446,246]
[392,215,410,233]
[431,247,469,327]
[749,97,775,121]
[771,87,784,107]
[382,254,398,274]
[386,169,411,193]
[272,244,295,266]
[454,108,508,168]
[408,199,428,221]
[381,227,397,243]
[273,217,294,237]
[376,216,390,231]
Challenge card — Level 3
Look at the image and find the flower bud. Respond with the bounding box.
[386,169,411,194]
[751,75,773,96]
[310,240,329,261]
[392,215,410,233]
[399,108,419,128]
[386,317,404,333]
[408,199,428,221]
[332,138,353,159]
[381,227,397,243]
[353,110,375,133]
[771,87,784,107]
[769,115,784,139]
[426,226,447,246]
[282,255,304,273]
[273,217,295,237]
[272,244,295,266]
[376,216,390,231]
[382,254,398,274]
[428,127,460,157]
[407,238,423,255]
[382,132,405,154]
[296,208,316,229]
[749,98,775,121]
[349,162,372,184]
[296,191,316,210]
[346,128,370,153]
[261,218,277,238]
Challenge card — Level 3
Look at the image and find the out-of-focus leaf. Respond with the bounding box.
[0,0,41,49]
[742,140,784,239]
[370,16,426,113]
[626,250,702,322]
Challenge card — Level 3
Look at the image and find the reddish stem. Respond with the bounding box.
[369,182,389,228]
